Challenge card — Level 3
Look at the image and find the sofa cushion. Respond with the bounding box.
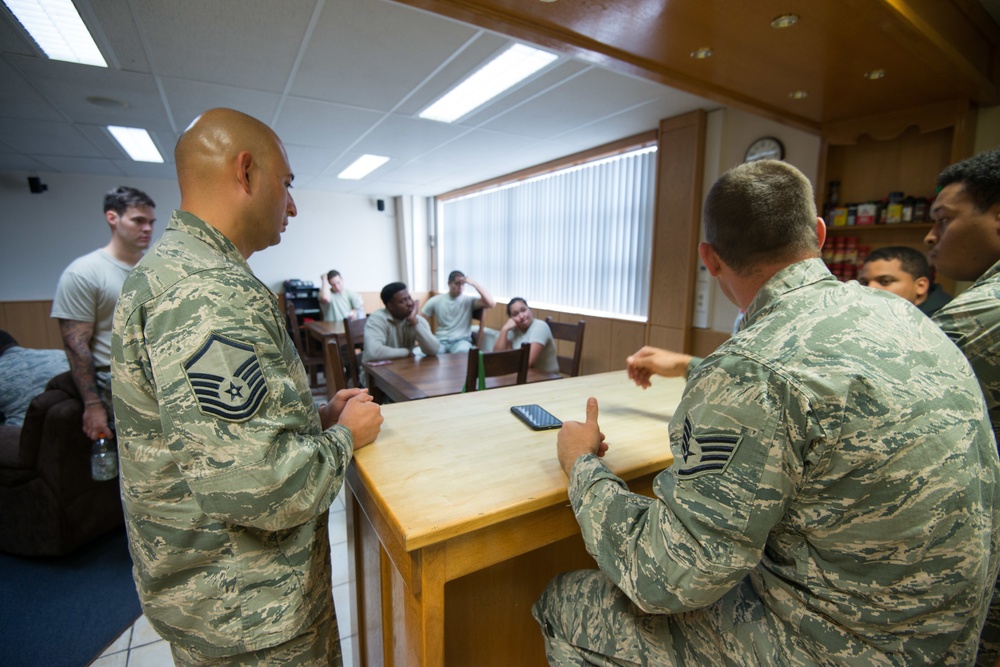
[0,424,22,468]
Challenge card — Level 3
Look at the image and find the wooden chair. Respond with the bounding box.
[465,345,529,392]
[285,299,324,388]
[545,317,586,377]
[323,338,349,394]
[342,316,369,388]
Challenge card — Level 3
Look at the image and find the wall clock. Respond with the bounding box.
[744,136,785,162]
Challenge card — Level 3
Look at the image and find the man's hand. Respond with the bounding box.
[83,403,110,441]
[406,300,419,326]
[336,392,383,449]
[557,398,608,476]
[318,388,367,429]
[626,346,693,389]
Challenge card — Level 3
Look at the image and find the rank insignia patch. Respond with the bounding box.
[184,332,268,421]
[676,415,742,478]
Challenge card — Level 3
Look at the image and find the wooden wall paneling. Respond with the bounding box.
[1,300,62,349]
[647,325,685,354]
[609,320,646,371]
[690,328,731,360]
[647,110,707,355]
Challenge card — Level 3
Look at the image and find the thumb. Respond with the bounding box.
[585,397,599,424]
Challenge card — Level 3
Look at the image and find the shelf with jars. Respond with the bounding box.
[817,100,975,292]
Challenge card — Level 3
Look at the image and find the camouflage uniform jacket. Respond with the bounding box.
[932,259,1000,444]
[570,258,1000,665]
[111,211,353,656]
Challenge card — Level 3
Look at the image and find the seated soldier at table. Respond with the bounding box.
[858,245,952,316]
[362,283,440,372]
[319,269,365,322]
[421,270,495,354]
[534,159,999,665]
[493,297,560,375]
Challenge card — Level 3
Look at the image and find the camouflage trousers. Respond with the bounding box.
[532,570,775,666]
[169,601,341,667]
[976,579,1000,666]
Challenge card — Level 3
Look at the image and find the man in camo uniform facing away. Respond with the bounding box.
[925,148,1000,666]
[534,159,1000,665]
[111,108,383,666]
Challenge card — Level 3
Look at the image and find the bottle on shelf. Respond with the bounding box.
[91,432,118,481]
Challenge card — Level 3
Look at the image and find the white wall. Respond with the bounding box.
[696,108,824,333]
[0,170,402,301]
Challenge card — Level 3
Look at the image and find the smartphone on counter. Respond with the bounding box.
[510,404,562,431]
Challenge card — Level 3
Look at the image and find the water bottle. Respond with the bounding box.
[91,433,118,481]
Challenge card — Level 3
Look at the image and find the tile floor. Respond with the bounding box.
[92,486,356,666]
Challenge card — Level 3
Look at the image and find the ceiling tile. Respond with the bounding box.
[129,0,315,92]
[291,0,480,111]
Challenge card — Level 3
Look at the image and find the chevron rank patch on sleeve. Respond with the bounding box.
[184,332,268,421]
[676,415,742,479]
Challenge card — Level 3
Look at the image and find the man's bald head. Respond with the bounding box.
[175,108,282,190]
[174,108,297,258]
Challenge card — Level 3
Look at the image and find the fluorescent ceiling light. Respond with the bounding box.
[338,154,390,180]
[3,0,107,67]
[419,43,558,123]
[108,126,164,163]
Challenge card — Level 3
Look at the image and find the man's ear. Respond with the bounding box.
[698,242,722,277]
[914,276,930,298]
[105,210,119,230]
[815,216,827,250]
[236,151,254,193]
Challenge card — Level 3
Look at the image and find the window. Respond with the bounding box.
[437,144,657,320]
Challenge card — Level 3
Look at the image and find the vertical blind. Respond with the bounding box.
[438,146,657,320]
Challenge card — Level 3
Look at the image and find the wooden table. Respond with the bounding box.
[345,371,683,666]
[363,352,561,403]
[305,320,346,400]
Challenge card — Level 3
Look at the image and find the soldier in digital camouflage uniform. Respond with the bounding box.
[925,148,1000,666]
[111,108,383,666]
[535,159,1000,665]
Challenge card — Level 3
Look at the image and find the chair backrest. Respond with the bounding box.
[465,345,529,391]
[545,317,586,377]
[323,338,349,393]
[285,299,307,357]
[471,307,486,349]
[342,317,368,388]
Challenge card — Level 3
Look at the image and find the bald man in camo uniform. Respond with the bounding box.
[111,109,382,666]
[534,160,1000,665]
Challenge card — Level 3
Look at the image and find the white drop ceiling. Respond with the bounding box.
[0,0,714,196]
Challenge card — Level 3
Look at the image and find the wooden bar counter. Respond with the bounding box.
[345,371,684,666]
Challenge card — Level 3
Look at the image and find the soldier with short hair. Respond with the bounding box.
[925,147,1000,665]
[52,185,156,440]
[111,108,382,666]
[535,160,1000,665]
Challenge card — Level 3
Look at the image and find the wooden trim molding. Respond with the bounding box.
[437,131,657,201]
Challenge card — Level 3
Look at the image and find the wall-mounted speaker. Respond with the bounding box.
[28,176,48,194]
[376,199,385,212]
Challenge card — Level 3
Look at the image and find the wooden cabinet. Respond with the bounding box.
[817,99,977,293]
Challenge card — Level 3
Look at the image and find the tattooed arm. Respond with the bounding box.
[59,318,109,440]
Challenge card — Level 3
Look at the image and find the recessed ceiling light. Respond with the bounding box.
[86,95,128,108]
[338,154,390,180]
[770,14,799,29]
[788,90,808,99]
[690,47,713,59]
[864,69,886,80]
[107,126,163,163]
[3,0,107,67]
[419,43,558,124]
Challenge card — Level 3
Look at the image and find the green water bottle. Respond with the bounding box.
[91,433,118,481]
